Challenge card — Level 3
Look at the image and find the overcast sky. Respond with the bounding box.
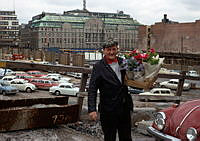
[1,0,200,25]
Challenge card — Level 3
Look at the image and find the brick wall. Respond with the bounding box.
[138,20,200,54]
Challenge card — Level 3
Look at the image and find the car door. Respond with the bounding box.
[17,81,25,91]
[10,81,20,90]
[167,80,176,89]
[64,85,74,95]
[59,85,65,94]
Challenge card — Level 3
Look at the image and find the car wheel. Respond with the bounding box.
[2,91,6,95]
[26,88,32,93]
[55,91,60,96]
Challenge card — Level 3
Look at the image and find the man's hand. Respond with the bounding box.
[89,111,97,121]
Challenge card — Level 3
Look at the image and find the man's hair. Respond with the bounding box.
[102,39,118,49]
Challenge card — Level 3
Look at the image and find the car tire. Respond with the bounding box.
[55,91,60,96]
[26,88,32,93]
[2,91,6,95]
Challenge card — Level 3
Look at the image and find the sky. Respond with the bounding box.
[1,0,200,25]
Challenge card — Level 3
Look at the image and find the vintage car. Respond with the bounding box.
[159,79,191,90]
[29,78,58,90]
[159,68,180,75]
[186,70,199,77]
[1,75,17,85]
[49,83,79,96]
[128,86,144,94]
[10,79,36,93]
[139,88,174,96]
[27,70,46,77]
[147,99,200,140]
[0,80,18,95]
[15,74,34,82]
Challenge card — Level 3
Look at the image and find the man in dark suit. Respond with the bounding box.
[88,40,133,141]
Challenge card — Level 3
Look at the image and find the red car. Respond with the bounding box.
[15,74,34,82]
[29,78,58,90]
[147,99,200,140]
[27,70,46,77]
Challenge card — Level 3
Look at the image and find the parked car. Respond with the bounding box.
[128,87,144,94]
[12,71,27,75]
[0,68,14,76]
[15,74,34,82]
[29,78,58,90]
[186,70,199,77]
[1,75,16,85]
[40,73,62,81]
[139,88,174,96]
[74,73,82,79]
[27,70,46,77]
[10,79,36,93]
[0,80,18,95]
[159,68,180,75]
[147,99,200,140]
[49,83,79,96]
[159,79,191,90]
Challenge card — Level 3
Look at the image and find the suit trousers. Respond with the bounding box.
[100,109,132,141]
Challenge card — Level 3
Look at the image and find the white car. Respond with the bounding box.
[159,79,191,90]
[139,88,174,96]
[0,68,14,76]
[41,73,62,81]
[159,68,180,75]
[49,83,79,96]
[10,79,36,93]
[1,75,16,85]
[186,70,199,77]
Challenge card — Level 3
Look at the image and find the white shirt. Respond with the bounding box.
[109,62,122,83]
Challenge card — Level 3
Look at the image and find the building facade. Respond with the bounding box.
[138,14,200,67]
[20,9,141,51]
[0,11,19,47]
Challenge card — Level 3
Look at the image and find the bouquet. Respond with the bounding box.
[120,48,164,89]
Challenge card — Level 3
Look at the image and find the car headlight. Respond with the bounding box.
[186,127,197,141]
[155,118,165,130]
[154,112,166,130]
[155,112,166,120]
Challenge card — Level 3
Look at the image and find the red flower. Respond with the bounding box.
[149,48,155,53]
[134,54,142,60]
[140,53,149,59]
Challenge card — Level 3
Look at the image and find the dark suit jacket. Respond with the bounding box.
[88,57,133,114]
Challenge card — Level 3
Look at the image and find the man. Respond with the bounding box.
[88,40,133,141]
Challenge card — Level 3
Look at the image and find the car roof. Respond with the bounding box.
[2,75,16,78]
[169,79,179,82]
[59,83,73,86]
[11,79,25,82]
[151,88,171,91]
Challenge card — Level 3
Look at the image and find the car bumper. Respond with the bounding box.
[147,126,181,141]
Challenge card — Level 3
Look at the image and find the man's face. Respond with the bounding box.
[103,45,118,60]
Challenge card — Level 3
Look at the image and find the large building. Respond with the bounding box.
[20,8,141,51]
[138,14,200,67]
[0,11,19,47]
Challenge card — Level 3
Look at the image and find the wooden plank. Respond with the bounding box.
[0,60,92,74]
[0,104,79,132]
[0,97,69,109]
